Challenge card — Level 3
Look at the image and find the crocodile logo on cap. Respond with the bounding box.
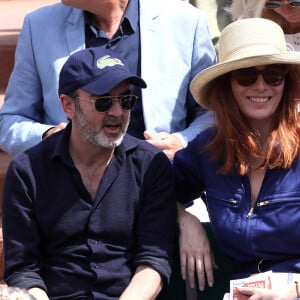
[97,55,124,69]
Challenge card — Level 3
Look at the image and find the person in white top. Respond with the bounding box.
[230,0,300,51]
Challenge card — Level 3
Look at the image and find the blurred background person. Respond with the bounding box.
[230,0,300,50]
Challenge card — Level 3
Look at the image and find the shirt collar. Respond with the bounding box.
[84,0,139,37]
[51,123,140,165]
[125,0,139,33]
[51,123,74,167]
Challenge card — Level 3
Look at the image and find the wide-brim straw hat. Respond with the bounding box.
[190,18,300,110]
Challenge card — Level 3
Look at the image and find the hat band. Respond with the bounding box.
[219,43,287,63]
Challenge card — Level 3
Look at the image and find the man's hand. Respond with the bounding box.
[177,203,217,291]
[144,131,183,160]
[119,265,162,300]
[42,122,67,139]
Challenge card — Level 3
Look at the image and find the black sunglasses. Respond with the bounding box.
[265,0,300,8]
[231,65,286,87]
[74,93,138,112]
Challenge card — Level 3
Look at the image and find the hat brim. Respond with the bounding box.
[190,52,300,109]
[81,68,147,95]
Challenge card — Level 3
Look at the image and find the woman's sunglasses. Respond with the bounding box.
[265,0,300,8]
[74,93,138,112]
[231,65,286,87]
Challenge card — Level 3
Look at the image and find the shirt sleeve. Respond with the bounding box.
[134,151,177,283]
[173,138,205,205]
[0,15,55,156]
[2,156,47,291]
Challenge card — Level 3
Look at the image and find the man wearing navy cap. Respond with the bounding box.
[2,47,177,300]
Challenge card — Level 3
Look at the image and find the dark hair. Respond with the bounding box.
[66,90,78,99]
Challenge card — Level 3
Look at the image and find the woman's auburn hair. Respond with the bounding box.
[205,65,300,175]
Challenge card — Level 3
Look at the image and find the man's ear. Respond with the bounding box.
[60,94,75,120]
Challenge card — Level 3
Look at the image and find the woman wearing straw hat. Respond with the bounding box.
[175,17,300,299]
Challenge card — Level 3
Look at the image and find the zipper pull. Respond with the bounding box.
[257,200,269,207]
[247,207,254,219]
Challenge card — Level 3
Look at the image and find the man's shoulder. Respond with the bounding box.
[121,135,171,165]
[8,139,53,173]
[122,135,162,155]
[120,135,172,172]
[25,2,78,22]
[19,131,63,162]
[21,3,84,45]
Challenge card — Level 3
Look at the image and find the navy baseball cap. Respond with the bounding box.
[58,47,147,95]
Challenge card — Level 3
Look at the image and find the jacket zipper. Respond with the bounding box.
[246,200,270,218]
[246,207,254,219]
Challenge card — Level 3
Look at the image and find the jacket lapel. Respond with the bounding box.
[65,7,86,54]
[139,0,161,131]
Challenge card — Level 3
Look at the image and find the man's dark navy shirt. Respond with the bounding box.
[2,124,177,300]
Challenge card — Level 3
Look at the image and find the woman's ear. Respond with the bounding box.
[60,94,75,120]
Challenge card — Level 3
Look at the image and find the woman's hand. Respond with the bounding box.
[238,283,298,300]
[177,203,217,291]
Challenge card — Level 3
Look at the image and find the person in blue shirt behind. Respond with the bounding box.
[2,47,177,300]
[0,0,216,159]
[175,18,300,299]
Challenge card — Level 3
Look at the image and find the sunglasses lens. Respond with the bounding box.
[120,95,137,110]
[265,0,300,7]
[265,1,281,8]
[94,95,137,112]
[263,66,285,86]
[232,68,258,86]
[232,65,285,87]
[95,97,113,112]
[291,1,300,6]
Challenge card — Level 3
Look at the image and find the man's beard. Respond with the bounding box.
[74,104,129,148]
